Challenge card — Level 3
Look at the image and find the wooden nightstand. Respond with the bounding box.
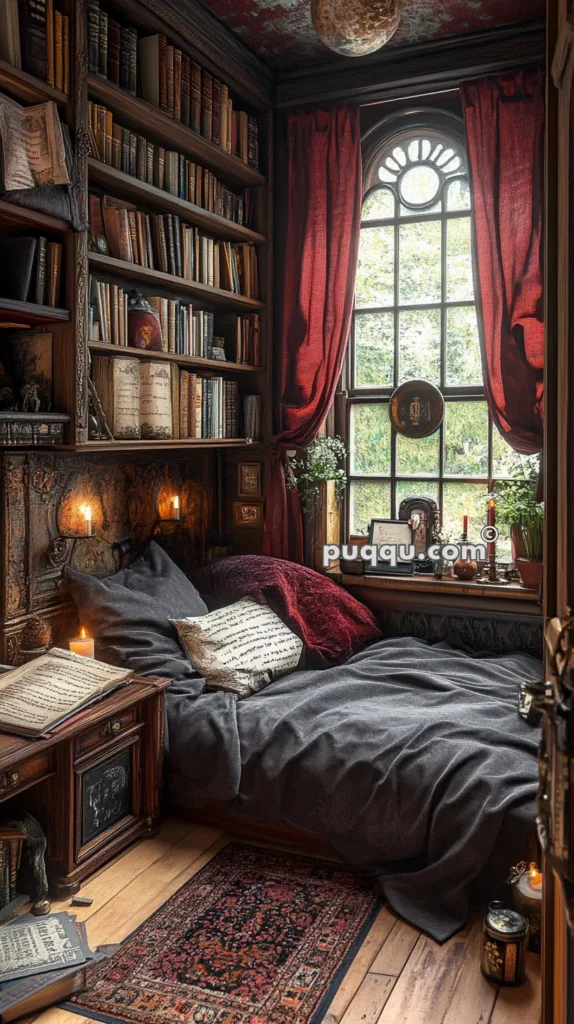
[0,676,170,897]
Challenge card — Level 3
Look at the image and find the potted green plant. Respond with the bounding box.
[493,455,544,590]
[287,436,347,568]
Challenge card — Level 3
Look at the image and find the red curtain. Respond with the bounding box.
[263,105,362,562]
[461,70,545,454]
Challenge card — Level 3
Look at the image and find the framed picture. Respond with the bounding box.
[238,462,262,498]
[398,496,441,565]
[233,502,263,528]
[367,518,415,575]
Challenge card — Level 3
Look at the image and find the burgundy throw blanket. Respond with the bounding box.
[193,556,381,667]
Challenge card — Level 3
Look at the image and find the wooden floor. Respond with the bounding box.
[23,818,541,1024]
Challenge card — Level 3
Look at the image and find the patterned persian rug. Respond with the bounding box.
[65,842,379,1024]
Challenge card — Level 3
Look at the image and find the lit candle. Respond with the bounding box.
[69,627,95,658]
[463,511,469,537]
[513,863,543,953]
[488,499,496,559]
[172,495,180,521]
[81,504,92,537]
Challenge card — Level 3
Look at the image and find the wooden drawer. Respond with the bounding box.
[0,750,54,802]
[75,707,139,757]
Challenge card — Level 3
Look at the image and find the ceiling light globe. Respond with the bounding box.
[311,0,403,57]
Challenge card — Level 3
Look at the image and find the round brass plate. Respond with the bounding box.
[389,379,444,438]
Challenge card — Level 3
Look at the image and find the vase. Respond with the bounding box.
[515,559,543,591]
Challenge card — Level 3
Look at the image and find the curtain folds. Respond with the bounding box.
[263,105,362,562]
[461,70,545,454]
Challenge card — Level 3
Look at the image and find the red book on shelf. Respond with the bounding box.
[173,49,182,121]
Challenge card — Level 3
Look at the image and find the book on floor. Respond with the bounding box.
[0,648,131,738]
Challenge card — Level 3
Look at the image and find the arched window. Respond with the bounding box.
[347,109,518,551]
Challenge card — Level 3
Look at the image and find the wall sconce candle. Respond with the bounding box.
[69,627,95,658]
[172,495,180,521]
[81,504,92,537]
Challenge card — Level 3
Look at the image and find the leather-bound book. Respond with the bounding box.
[45,0,54,85]
[173,48,181,121]
[212,78,221,147]
[128,27,137,95]
[62,13,68,93]
[47,241,61,305]
[146,142,154,185]
[202,70,212,140]
[87,0,99,73]
[119,26,130,91]
[97,7,107,76]
[107,18,120,84]
[220,84,228,151]
[166,44,174,117]
[18,0,47,79]
[112,123,122,169]
[190,62,201,134]
[0,237,37,301]
[32,235,48,305]
[181,55,191,127]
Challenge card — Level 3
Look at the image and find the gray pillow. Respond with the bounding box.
[63,542,207,683]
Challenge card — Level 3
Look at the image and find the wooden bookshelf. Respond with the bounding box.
[88,340,263,373]
[88,160,266,245]
[0,200,69,234]
[88,252,264,313]
[64,437,261,453]
[0,58,68,106]
[88,75,266,189]
[0,298,70,326]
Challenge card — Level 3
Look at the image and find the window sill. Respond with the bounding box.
[326,568,540,609]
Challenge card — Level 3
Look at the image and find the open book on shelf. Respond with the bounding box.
[0,648,132,738]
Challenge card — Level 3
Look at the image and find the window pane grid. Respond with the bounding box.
[348,126,505,543]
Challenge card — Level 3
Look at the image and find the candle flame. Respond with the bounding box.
[529,865,543,888]
[173,495,179,509]
[81,504,92,521]
[80,627,88,640]
[488,499,496,509]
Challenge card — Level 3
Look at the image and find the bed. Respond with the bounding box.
[64,545,543,944]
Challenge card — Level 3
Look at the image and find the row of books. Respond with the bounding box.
[0,828,22,916]
[88,101,251,227]
[89,277,260,364]
[0,0,70,92]
[92,353,261,441]
[86,1,259,168]
[0,235,63,306]
[90,194,259,298]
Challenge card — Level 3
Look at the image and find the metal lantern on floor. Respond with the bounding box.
[311,0,403,57]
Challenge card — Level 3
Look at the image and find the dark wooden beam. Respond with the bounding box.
[275,20,545,110]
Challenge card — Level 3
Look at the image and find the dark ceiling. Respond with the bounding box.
[199,0,545,69]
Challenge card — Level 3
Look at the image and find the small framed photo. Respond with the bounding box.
[238,462,262,498]
[368,518,415,575]
[233,502,263,528]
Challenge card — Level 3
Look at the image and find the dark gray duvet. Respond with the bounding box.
[165,636,542,942]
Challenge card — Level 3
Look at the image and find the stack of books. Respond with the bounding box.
[89,277,261,364]
[89,194,259,298]
[88,102,252,227]
[0,236,62,307]
[0,0,70,92]
[91,352,261,441]
[86,2,259,168]
[0,911,119,1021]
[0,829,23,923]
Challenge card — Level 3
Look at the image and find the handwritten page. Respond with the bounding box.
[0,649,130,735]
[0,96,70,191]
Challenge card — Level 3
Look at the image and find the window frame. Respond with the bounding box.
[343,107,504,537]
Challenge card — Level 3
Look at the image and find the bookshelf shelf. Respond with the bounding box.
[0,58,69,106]
[88,160,266,245]
[88,76,266,189]
[88,341,263,373]
[0,298,70,326]
[0,199,69,235]
[64,438,261,453]
[88,251,264,313]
